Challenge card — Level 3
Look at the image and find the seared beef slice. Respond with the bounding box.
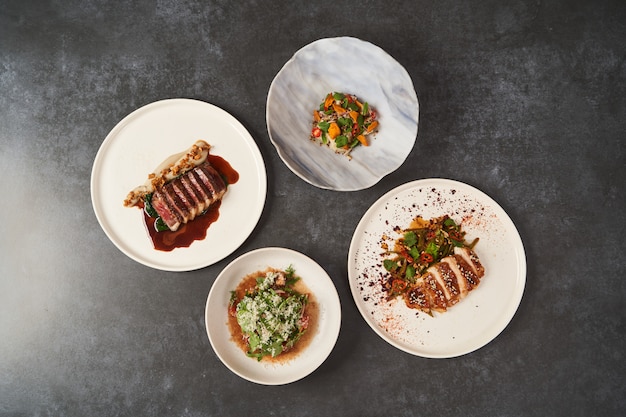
[151,162,226,231]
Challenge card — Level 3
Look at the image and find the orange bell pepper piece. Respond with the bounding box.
[328,122,340,139]
[357,134,368,146]
[349,111,360,123]
[332,103,346,114]
[366,120,379,132]
[324,94,334,110]
[313,110,321,122]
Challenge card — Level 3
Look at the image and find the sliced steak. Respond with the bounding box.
[151,192,182,231]
[161,182,192,224]
[171,181,198,219]
[151,162,227,232]
[195,164,227,201]
[179,175,206,214]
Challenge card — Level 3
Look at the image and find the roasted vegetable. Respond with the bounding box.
[310,92,379,158]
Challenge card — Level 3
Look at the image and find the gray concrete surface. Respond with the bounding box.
[1,0,624,416]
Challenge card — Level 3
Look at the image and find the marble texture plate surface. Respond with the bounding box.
[267,37,419,191]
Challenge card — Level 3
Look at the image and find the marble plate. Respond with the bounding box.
[205,247,341,385]
[267,37,419,191]
[348,179,526,358]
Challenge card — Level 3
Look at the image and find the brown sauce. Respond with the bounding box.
[142,154,239,252]
[227,268,319,364]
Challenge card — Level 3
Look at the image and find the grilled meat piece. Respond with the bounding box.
[402,247,485,314]
[151,162,226,231]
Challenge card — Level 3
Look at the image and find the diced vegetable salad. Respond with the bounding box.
[311,92,378,158]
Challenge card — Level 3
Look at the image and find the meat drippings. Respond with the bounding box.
[142,154,238,251]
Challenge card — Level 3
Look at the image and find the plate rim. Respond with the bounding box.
[90,98,267,271]
[266,36,419,192]
[205,246,342,385]
[347,178,527,358]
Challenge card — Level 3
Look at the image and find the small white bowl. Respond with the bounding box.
[267,37,419,191]
[205,247,341,385]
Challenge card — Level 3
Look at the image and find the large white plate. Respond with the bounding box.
[205,247,341,385]
[267,37,419,191]
[348,179,526,358]
[91,99,267,271]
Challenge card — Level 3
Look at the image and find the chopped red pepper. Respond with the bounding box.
[399,247,414,263]
[311,127,322,138]
[299,314,309,330]
[391,279,407,293]
[351,123,360,136]
[450,230,463,241]
[419,252,434,264]
[228,302,237,317]
[426,230,436,240]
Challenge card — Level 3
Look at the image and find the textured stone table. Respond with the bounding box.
[1,0,624,416]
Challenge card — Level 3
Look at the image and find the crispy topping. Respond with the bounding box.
[123,140,212,207]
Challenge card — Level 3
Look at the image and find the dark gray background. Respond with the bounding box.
[1,0,624,416]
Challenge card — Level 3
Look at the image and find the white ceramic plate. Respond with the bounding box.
[91,99,267,271]
[205,247,341,385]
[267,37,419,191]
[348,179,526,358]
